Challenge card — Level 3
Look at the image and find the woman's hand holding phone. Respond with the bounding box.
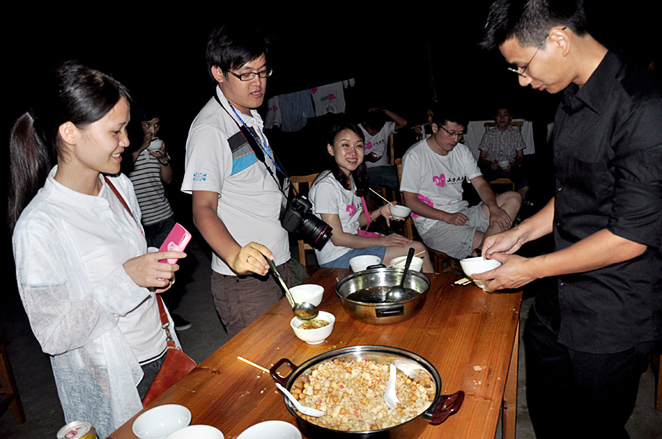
[124,250,186,292]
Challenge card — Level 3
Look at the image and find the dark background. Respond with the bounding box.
[2,2,658,250]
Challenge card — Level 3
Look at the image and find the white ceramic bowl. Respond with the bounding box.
[289,284,324,307]
[459,256,502,292]
[147,137,164,151]
[132,404,192,439]
[349,255,381,272]
[389,255,424,272]
[166,425,224,439]
[290,311,335,345]
[498,160,510,169]
[237,420,301,439]
[389,204,412,219]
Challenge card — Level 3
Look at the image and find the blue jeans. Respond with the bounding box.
[321,246,386,269]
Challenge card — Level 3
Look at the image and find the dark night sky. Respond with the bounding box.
[2,2,658,238]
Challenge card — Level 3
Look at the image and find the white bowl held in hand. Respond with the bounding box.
[389,204,412,219]
[498,160,510,169]
[389,256,424,272]
[166,425,224,439]
[289,284,324,307]
[147,137,164,151]
[459,256,502,292]
[237,420,302,439]
[349,255,382,272]
[133,404,192,439]
[291,311,335,344]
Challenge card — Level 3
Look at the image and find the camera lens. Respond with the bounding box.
[299,214,332,250]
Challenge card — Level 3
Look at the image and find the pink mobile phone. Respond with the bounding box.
[158,223,192,264]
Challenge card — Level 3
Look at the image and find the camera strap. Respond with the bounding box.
[213,93,293,197]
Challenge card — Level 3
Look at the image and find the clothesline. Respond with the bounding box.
[264,79,356,132]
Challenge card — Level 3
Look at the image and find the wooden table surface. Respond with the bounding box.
[109,268,522,439]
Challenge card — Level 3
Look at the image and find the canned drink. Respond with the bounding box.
[56,420,98,439]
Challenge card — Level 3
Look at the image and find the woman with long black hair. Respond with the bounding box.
[309,121,433,272]
[9,61,185,437]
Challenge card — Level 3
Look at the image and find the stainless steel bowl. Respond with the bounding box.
[335,267,431,325]
[270,345,464,439]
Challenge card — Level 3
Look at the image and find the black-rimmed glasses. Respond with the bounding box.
[439,125,466,138]
[228,67,273,82]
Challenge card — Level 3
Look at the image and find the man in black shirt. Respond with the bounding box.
[477,1,662,438]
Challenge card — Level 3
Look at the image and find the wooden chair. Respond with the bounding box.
[489,177,516,193]
[376,133,398,202]
[483,120,523,132]
[653,352,662,412]
[289,173,320,269]
[0,336,25,425]
[395,158,460,274]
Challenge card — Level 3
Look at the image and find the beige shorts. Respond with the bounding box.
[419,204,489,259]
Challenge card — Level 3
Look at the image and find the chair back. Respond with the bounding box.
[289,173,319,266]
[484,121,523,132]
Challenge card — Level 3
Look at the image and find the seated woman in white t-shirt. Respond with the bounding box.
[309,122,433,272]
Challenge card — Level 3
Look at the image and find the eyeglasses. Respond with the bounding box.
[439,125,466,138]
[228,67,273,82]
[507,27,565,78]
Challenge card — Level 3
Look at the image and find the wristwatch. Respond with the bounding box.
[159,153,171,166]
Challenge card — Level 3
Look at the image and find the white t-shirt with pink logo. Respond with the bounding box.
[360,121,396,168]
[309,170,363,264]
[400,139,482,234]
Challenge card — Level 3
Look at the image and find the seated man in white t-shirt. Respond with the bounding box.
[400,106,521,259]
[360,108,408,191]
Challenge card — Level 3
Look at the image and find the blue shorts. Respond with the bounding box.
[321,246,387,269]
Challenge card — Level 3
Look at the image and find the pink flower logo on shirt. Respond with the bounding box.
[328,93,337,101]
[411,194,434,219]
[346,203,357,216]
[365,141,373,150]
[433,174,446,187]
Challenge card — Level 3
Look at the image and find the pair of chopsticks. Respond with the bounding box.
[369,187,396,206]
[454,277,473,286]
[384,250,427,267]
[238,356,270,374]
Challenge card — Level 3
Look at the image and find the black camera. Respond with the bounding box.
[281,196,332,250]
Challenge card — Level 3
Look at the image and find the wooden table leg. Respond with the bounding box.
[502,320,519,439]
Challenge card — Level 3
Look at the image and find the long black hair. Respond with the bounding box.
[8,61,131,232]
[325,121,370,198]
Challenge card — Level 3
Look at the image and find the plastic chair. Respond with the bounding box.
[0,336,25,425]
[289,173,320,268]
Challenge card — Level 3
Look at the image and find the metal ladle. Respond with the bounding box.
[266,258,319,320]
[385,247,416,302]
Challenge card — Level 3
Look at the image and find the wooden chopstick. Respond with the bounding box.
[384,250,427,268]
[369,187,395,206]
[237,356,270,374]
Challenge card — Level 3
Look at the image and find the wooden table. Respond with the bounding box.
[110,268,522,439]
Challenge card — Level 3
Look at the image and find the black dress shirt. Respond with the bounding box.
[535,51,662,354]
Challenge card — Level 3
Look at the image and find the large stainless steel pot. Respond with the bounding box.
[270,345,464,439]
[335,267,431,325]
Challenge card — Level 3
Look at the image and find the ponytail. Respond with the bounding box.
[8,113,54,232]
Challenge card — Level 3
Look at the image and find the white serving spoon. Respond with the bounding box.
[384,364,400,409]
[275,383,326,417]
